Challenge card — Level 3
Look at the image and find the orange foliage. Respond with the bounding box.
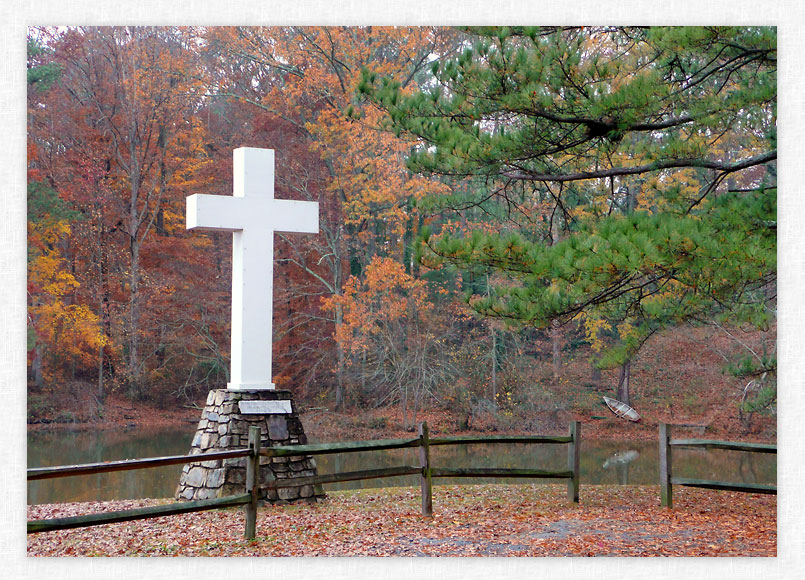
[323,256,431,357]
[208,26,453,251]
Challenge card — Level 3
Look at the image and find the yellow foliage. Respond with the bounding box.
[29,253,78,298]
[580,313,612,353]
[616,319,639,343]
[28,235,106,377]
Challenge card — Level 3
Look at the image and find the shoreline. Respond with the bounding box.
[26,391,777,444]
[27,411,777,444]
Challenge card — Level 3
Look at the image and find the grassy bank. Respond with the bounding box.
[27,483,776,557]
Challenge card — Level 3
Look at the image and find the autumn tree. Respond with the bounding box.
[323,256,456,429]
[28,25,462,409]
[28,27,213,400]
[363,26,776,406]
[199,26,458,407]
[27,179,108,389]
[27,38,107,395]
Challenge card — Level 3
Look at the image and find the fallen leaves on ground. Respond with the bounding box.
[27,484,776,557]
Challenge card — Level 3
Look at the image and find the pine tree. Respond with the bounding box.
[361,26,776,399]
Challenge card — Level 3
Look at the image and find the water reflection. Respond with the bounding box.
[602,450,639,485]
[27,427,777,504]
[27,427,193,505]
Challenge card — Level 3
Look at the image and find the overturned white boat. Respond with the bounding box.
[602,396,641,422]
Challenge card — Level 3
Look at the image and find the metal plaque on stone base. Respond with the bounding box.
[238,400,293,414]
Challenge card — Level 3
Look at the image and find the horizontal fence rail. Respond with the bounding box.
[429,435,574,446]
[27,494,252,534]
[261,466,422,490]
[261,437,421,457]
[659,423,776,508]
[668,478,777,495]
[430,468,574,479]
[28,427,263,538]
[668,439,777,454]
[27,449,252,481]
[259,435,573,458]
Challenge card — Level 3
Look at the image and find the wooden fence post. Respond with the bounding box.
[659,423,673,509]
[245,426,261,539]
[567,421,581,503]
[418,422,433,517]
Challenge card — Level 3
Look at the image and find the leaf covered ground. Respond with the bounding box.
[27,484,776,557]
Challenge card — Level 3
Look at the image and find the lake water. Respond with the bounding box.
[27,425,777,505]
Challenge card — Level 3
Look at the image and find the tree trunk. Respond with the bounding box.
[590,361,602,387]
[623,185,636,213]
[615,187,635,406]
[412,387,419,430]
[550,218,563,385]
[334,303,346,410]
[96,228,112,410]
[401,383,408,431]
[126,131,148,401]
[96,343,105,418]
[32,342,44,388]
[551,320,562,383]
[486,273,499,405]
[616,359,631,406]
[490,329,497,405]
[127,235,141,400]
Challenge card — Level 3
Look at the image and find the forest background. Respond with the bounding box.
[25,26,777,439]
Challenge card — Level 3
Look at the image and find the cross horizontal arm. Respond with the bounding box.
[186,194,247,232]
[270,199,319,234]
[187,195,319,235]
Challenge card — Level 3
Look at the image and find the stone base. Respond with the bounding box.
[175,389,324,504]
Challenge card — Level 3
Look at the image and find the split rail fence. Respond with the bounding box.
[658,422,777,508]
[27,427,262,537]
[27,421,580,538]
[260,421,581,517]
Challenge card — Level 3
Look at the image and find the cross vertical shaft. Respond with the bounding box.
[186,147,319,391]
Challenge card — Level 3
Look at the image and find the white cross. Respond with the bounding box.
[186,147,319,391]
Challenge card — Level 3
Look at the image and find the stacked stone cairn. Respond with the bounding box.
[175,389,324,503]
